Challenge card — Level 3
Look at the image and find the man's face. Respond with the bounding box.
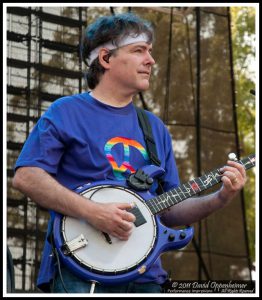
[108,42,155,93]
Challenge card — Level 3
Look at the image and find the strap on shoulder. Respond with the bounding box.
[135,106,164,194]
[135,106,161,167]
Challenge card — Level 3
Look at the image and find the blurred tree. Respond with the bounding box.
[231,6,256,265]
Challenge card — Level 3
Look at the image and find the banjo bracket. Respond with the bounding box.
[126,165,165,191]
[126,169,154,191]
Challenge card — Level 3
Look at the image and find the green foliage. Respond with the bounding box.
[231,7,256,264]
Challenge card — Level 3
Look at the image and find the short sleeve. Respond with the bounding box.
[15,106,65,175]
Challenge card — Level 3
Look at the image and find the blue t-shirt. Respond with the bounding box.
[15,92,180,290]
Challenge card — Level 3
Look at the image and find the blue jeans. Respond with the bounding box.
[52,267,162,293]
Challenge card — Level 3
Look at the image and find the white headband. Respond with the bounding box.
[87,33,149,65]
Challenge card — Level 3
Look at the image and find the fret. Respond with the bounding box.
[170,190,180,204]
[163,193,172,207]
[237,154,255,171]
[174,189,183,203]
[183,182,195,197]
[186,180,199,195]
[176,187,184,201]
[165,190,175,206]
[179,184,192,196]
[202,174,212,187]
[160,192,174,209]
[155,196,164,210]
[147,196,159,214]
[146,153,255,215]
[194,177,205,191]
[167,186,186,205]
[163,190,180,208]
[201,173,216,188]
[183,182,197,196]
[163,194,171,209]
[192,179,201,191]
[151,197,162,211]
[240,160,248,169]
[152,203,159,214]
[248,155,256,167]
[216,169,223,181]
[178,186,187,198]
[198,176,206,190]
[157,195,167,210]
[147,199,158,214]
[211,170,221,183]
[150,190,178,214]
[243,155,255,170]
[243,160,251,169]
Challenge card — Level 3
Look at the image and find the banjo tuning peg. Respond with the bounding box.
[228,152,238,161]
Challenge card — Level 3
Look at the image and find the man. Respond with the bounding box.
[12,13,246,293]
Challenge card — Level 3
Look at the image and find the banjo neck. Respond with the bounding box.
[146,154,255,215]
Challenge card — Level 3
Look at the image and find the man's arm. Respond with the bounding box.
[161,160,247,227]
[12,167,135,240]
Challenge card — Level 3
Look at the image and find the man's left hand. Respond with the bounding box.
[218,160,247,205]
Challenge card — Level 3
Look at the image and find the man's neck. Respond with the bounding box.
[91,85,135,108]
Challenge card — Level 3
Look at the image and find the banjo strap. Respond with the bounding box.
[135,106,165,195]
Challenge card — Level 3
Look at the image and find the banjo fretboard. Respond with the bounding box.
[146,154,255,215]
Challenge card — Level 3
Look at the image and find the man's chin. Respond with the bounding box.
[137,82,150,92]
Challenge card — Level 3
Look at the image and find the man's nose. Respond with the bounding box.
[145,52,155,65]
[148,53,155,65]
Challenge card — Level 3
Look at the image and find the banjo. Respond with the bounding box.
[53,153,255,285]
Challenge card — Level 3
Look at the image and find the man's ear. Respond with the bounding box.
[98,48,111,69]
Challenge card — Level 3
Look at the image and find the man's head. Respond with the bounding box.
[81,13,154,89]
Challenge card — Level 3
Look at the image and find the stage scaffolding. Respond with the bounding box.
[6,6,253,292]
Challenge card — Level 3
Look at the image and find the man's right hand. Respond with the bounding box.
[87,202,136,241]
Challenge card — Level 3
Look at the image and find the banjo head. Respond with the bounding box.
[61,184,157,275]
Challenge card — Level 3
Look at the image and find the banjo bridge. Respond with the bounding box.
[62,234,88,256]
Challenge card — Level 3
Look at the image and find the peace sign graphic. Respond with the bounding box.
[104,137,149,180]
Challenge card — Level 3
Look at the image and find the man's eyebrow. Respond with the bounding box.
[131,44,153,51]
